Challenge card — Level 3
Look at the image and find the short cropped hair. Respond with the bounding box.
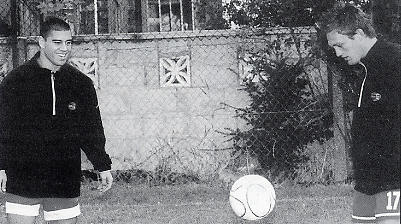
[317,3,376,38]
[40,17,71,39]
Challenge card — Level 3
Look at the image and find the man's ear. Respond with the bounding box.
[38,36,45,49]
[354,29,367,40]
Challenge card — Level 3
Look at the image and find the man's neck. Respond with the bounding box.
[361,37,378,59]
[36,53,61,73]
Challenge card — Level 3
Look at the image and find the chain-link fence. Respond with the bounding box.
[0,0,351,185]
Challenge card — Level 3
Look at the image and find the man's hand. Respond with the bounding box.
[97,170,113,193]
[0,170,6,193]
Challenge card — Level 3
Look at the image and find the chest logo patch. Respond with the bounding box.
[370,92,381,102]
[68,102,77,111]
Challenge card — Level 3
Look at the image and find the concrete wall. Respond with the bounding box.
[0,28,320,179]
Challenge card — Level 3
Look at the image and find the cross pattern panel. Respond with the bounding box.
[0,61,8,83]
[160,55,190,87]
[69,57,99,89]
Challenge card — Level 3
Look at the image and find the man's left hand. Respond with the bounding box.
[98,170,113,192]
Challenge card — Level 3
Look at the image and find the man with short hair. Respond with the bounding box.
[0,17,113,224]
[318,3,400,224]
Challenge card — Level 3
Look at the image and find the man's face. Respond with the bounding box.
[39,30,72,70]
[327,30,364,65]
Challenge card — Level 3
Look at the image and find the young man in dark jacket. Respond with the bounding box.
[0,17,113,223]
[318,3,400,224]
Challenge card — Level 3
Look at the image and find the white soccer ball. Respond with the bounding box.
[229,174,276,220]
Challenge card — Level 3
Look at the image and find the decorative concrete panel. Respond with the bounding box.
[0,60,7,82]
[69,57,99,89]
[0,60,7,74]
[160,55,191,87]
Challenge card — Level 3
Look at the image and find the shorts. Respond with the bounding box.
[5,193,81,221]
[352,189,400,223]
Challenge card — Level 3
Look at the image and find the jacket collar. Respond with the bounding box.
[28,51,71,74]
[360,39,387,67]
[28,52,42,69]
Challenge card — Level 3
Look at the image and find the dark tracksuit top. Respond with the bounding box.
[351,40,401,195]
[0,52,112,198]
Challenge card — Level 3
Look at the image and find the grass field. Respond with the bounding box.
[0,181,354,224]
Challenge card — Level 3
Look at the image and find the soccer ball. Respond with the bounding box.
[229,174,276,220]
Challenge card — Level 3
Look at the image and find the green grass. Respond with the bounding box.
[0,181,354,224]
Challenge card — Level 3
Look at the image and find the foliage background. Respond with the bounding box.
[220,0,371,184]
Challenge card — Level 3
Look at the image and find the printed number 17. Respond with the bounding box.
[386,191,400,210]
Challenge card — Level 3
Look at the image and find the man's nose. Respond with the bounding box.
[334,49,341,57]
[60,42,68,51]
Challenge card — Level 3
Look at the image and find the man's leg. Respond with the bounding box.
[47,217,78,224]
[6,214,36,224]
[5,193,41,224]
[376,218,400,224]
[352,191,377,223]
[43,198,80,224]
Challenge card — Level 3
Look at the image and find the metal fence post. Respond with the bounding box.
[10,0,19,69]
[331,68,348,183]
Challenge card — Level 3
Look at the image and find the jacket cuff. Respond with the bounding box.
[94,163,111,172]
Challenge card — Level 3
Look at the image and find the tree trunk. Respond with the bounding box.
[371,0,401,44]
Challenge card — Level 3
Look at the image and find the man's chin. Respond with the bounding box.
[347,60,358,65]
[55,59,68,66]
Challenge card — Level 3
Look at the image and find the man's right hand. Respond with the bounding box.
[0,170,6,193]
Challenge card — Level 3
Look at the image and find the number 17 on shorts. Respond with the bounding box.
[386,191,400,211]
[377,190,400,220]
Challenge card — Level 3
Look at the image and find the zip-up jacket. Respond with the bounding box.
[351,40,401,195]
[0,52,112,198]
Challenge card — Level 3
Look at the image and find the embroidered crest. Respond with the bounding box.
[370,92,381,102]
[68,102,77,110]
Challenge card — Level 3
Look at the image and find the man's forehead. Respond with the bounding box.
[327,31,348,46]
[46,30,72,40]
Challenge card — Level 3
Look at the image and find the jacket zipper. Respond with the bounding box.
[358,62,368,108]
[51,71,56,116]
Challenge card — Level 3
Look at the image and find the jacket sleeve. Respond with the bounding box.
[0,82,7,170]
[80,78,112,172]
[0,74,15,170]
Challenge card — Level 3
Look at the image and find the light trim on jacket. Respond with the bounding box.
[51,72,56,116]
[357,62,368,108]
